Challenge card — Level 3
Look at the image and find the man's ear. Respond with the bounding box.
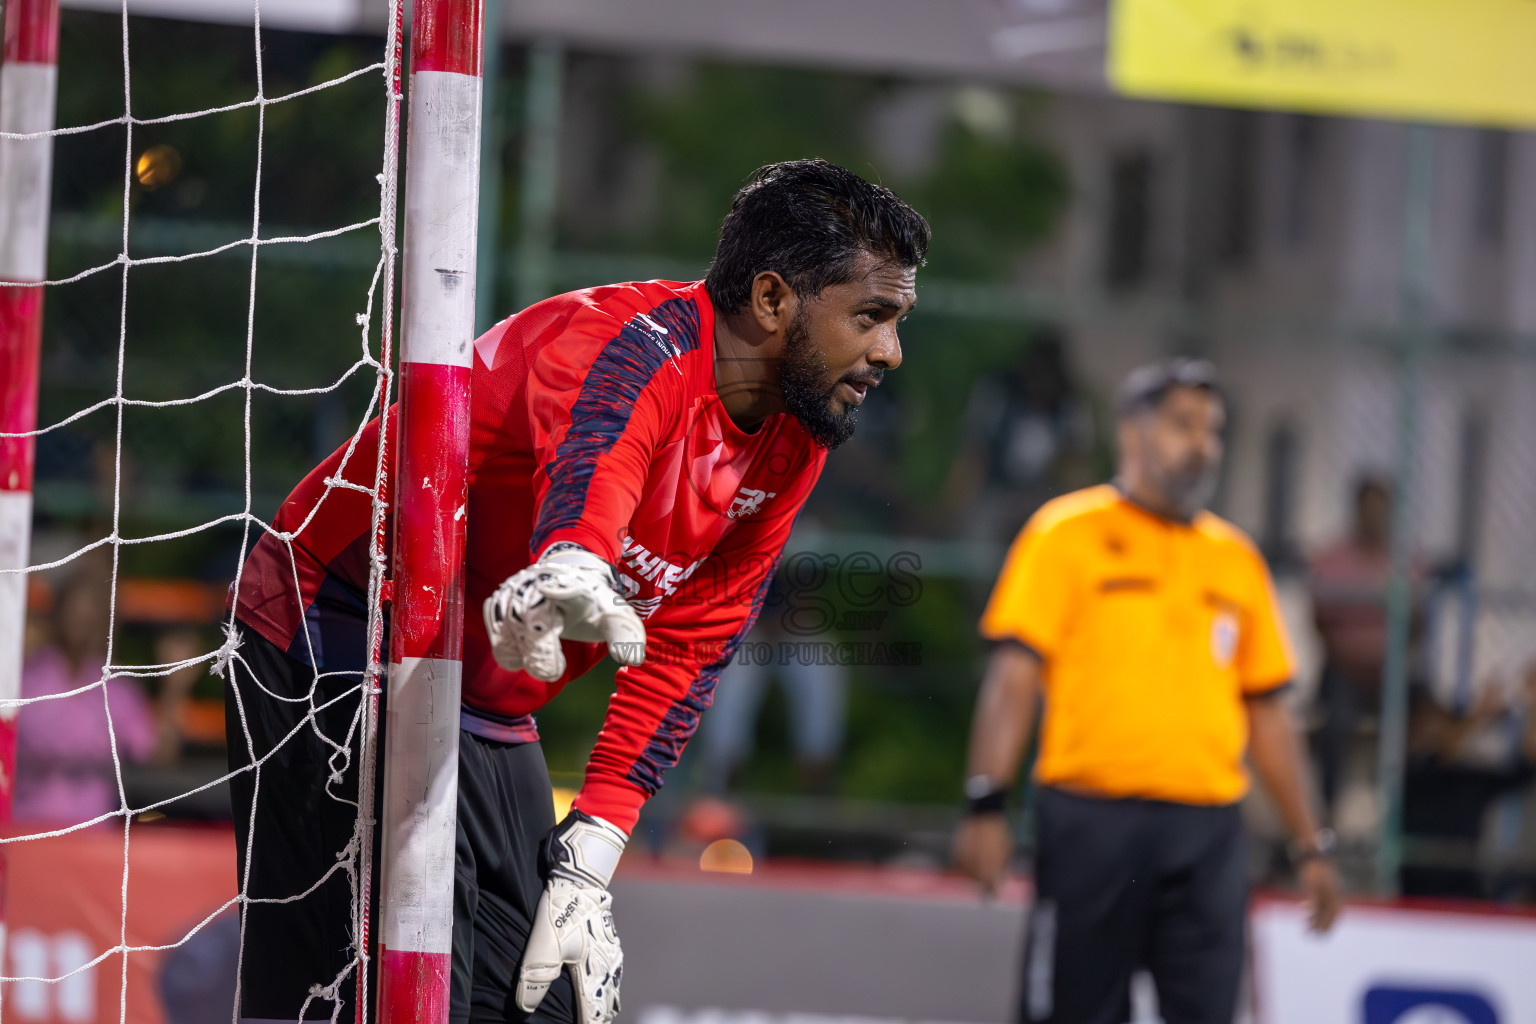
[1115,417,1139,468]
[748,271,796,336]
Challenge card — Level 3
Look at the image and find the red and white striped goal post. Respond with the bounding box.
[376,1,484,1022]
[0,0,59,953]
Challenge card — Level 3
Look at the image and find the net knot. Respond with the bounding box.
[211,624,243,680]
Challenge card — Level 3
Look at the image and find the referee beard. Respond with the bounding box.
[953,360,1342,1024]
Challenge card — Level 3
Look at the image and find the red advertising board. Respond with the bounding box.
[4,825,236,1024]
[9,824,1536,1024]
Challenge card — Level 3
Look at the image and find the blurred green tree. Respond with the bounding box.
[41,13,390,577]
[569,63,1074,507]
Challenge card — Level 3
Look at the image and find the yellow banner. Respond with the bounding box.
[1109,0,1536,127]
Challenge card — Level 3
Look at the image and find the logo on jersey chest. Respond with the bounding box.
[727,486,776,519]
[1210,611,1240,669]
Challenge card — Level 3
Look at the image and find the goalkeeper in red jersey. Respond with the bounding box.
[226,158,928,1024]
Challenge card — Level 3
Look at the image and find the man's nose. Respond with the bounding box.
[867,327,903,371]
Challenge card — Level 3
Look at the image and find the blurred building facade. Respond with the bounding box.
[1021,99,1536,693]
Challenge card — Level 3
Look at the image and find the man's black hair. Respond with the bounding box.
[705,159,930,315]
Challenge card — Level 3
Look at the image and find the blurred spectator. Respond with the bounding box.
[15,567,158,826]
[949,328,1097,543]
[1400,670,1536,899]
[158,910,239,1024]
[1308,475,1422,818]
[23,578,52,656]
[701,616,847,795]
[152,627,208,761]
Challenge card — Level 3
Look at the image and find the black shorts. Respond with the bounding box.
[1020,787,1248,1024]
[226,621,576,1024]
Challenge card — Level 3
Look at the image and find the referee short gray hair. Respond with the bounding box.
[1114,358,1221,420]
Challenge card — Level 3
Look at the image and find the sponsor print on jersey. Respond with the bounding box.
[634,311,684,366]
[1210,610,1239,669]
[616,535,706,616]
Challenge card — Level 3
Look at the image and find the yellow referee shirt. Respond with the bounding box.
[980,484,1295,806]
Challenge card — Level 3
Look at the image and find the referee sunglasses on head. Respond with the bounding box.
[954,359,1342,1024]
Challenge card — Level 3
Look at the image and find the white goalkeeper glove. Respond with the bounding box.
[482,543,646,682]
[517,810,628,1024]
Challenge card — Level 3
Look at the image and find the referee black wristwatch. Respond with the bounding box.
[963,774,1010,816]
[1287,827,1337,865]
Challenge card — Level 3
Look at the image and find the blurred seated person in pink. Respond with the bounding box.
[15,567,157,827]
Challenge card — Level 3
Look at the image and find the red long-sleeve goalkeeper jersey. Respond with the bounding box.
[235,279,826,831]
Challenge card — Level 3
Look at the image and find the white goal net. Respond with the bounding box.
[0,1,407,1021]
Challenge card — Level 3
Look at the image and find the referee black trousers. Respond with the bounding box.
[1020,787,1248,1024]
[226,623,575,1024]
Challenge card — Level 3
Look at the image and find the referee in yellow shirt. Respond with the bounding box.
[954,360,1341,1024]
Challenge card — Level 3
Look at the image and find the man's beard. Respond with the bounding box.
[778,312,879,450]
[1155,456,1220,519]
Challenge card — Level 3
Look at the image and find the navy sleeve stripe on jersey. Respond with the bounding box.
[530,296,702,555]
[625,554,782,797]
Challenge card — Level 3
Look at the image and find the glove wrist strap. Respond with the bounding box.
[538,543,627,597]
[539,542,610,573]
[548,810,628,888]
